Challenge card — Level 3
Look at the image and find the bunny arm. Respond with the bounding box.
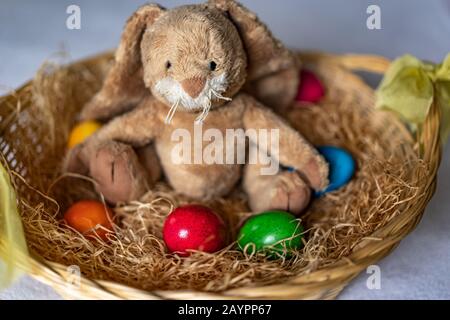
[241,94,329,191]
[80,97,164,161]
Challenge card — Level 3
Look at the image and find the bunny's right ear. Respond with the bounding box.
[80,4,165,121]
[208,0,300,113]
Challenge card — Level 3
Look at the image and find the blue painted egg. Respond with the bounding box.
[315,146,355,197]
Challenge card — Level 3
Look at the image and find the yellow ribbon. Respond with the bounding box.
[0,162,28,288]
[376,54,450,144]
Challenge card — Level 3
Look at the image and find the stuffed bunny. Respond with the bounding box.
[67,0,329,215]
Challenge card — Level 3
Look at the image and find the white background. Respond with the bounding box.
[0,0,449,299]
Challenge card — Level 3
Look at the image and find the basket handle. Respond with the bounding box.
[299,51,443,163]
[299,51,391,74]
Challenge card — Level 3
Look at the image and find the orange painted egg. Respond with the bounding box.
[64,200,114,240]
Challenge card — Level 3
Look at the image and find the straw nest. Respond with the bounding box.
[0,51,440,299]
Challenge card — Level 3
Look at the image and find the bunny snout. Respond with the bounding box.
[181,77,206,99]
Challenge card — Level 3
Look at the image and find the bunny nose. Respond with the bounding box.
[181,77,206,98]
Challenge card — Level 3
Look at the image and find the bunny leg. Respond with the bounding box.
[64,144,89,176]
[89,141,157,204]
[136,144,162,184]
[243,162,311,215]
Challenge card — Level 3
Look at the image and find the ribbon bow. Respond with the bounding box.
[376,54,450,144]
[0,164,28,288]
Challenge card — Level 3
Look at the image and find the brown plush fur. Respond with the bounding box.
[67,1,328,215]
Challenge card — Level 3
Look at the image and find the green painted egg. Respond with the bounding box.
[237,210,304,258]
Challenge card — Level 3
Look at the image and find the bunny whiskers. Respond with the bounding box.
[211,89,232,103]
[156,73,231,124]
[195,85,232,124]
[195,97,212,124]
[165,99,180,124]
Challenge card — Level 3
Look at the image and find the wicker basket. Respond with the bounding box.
[0,51,441,300]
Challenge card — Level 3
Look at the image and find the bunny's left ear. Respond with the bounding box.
[80,4,166,121]
[208,0,300,112]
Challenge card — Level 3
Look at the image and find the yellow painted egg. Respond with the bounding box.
[68,121,102,148]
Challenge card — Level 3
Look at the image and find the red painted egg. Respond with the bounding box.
[163,205,226,256]
[296,69,325,103]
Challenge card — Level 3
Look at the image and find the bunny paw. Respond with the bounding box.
[89,141,149,204]
[249,171,311,216]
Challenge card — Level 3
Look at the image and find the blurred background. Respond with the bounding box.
[0,0,449,299]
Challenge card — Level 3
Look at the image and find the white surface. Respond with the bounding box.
[0,0,449,300]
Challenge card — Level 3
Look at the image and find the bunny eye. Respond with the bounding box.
[209,61,217,71]
[165,61,172,70]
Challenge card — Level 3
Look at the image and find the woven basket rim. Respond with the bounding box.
[0,50,442,300]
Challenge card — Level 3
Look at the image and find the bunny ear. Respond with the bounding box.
[80,4,165,121]
[208,0,299,112]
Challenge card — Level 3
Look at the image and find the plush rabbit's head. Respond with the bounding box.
[81,0,299,122]
[141,5,248,122]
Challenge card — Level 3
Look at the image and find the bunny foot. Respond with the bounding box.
[89,141,150,204]
[244,170,311,216]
